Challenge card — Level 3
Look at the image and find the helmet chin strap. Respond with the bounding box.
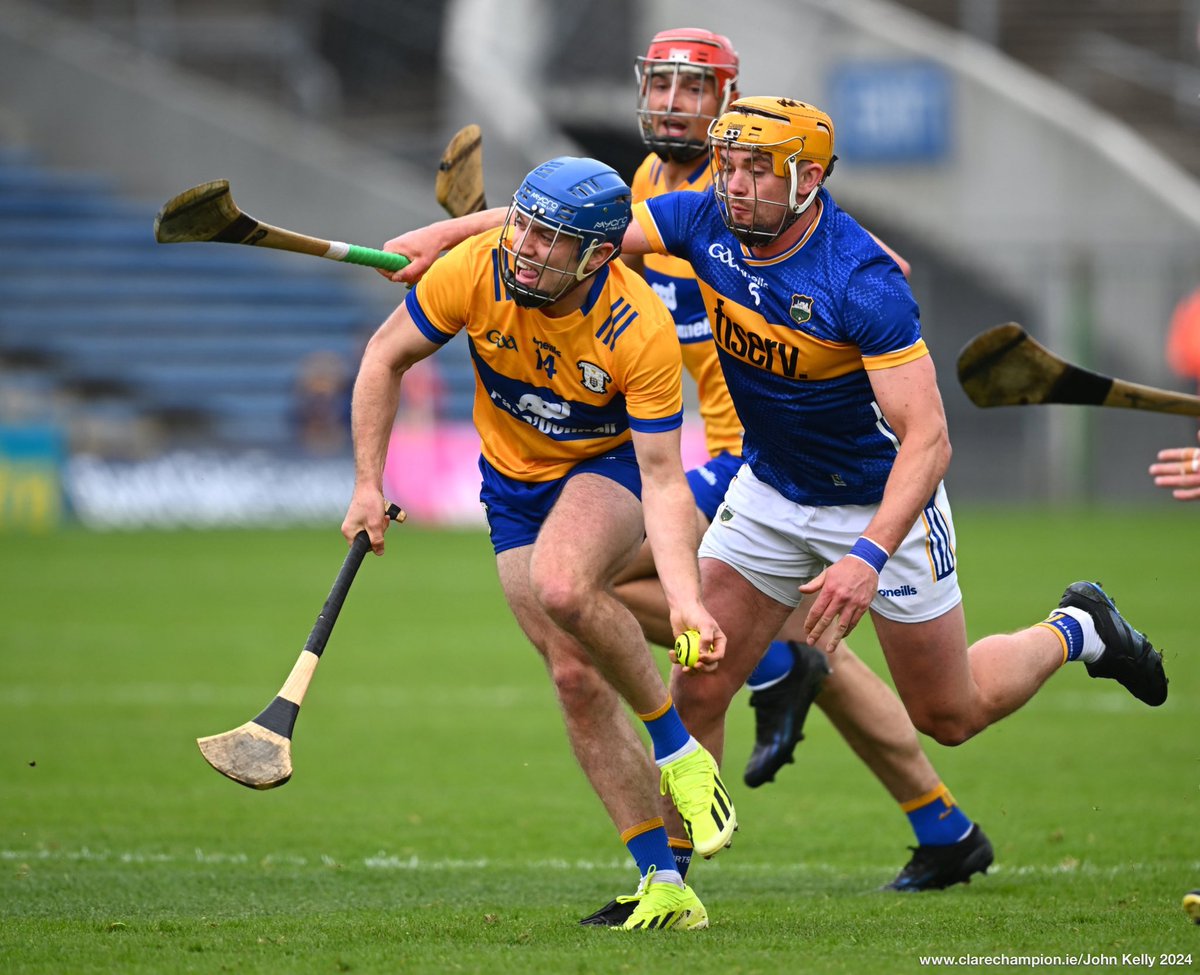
[786,156,822,216]
[574,240,602,281]
[574,240,621,281]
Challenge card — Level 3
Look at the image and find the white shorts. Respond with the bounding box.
[698,464,963,623]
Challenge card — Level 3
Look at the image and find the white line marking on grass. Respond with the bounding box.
[1028,691,1151,714]
[4,847,1195,875]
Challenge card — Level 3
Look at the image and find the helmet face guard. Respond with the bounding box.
[498,157,630,309]
[709,143,803,248]
[636,62,728,163]
[634,29,739,164]
[499,207,605,309]
[708,97,836,247]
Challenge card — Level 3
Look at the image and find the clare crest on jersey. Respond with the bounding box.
[577,360,612,394]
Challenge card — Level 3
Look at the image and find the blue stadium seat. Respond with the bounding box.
[0,151,468,454]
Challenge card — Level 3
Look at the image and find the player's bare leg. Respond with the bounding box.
[503,473,735,900]
[770,633,994,891]
[619,540,948,796]
[671,558,795,761]
[616,521,830,784]
[812,642,938,799]
[499,541,718,928]
[529,473,672,715]
[875,580,1166,747]
[497,546,661,834]
[872,606,1064,746]
[663,559,994,892]
[619,555,942,801]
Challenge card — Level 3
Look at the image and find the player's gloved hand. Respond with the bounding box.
[799,556,878,650]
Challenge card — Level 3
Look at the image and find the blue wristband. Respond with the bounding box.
[847,536,889,574]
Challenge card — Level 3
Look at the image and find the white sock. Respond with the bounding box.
[654,736,698,768]
[1056,606,1104,663]
[647,868,684,889]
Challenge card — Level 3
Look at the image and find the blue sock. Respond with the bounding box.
[669,839,693,879]
[623,820,680,881]
[639,698,691,761]
[903,784,973,846]
[747,640,794,690]
[1038,611,1086,662]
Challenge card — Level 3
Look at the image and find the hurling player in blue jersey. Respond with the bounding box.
[619,28,833,792]
[344,157,734,931]
[619,95,1166,761]
[603,27,997,903]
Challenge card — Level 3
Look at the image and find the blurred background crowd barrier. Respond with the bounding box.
[1,0,1198,529]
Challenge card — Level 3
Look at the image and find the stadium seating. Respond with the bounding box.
[0,149,475,456]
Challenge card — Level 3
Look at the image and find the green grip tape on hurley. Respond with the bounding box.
[342,245,410,272]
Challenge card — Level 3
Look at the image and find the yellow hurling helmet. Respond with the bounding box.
[708,96,837,244]
[708,96,836,175]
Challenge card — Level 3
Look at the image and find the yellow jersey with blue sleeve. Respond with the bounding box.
[632,187,927,507]
[405,230,684,483]
[630,154,742,459]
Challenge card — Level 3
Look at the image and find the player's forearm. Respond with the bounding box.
[642,474,705,611]
[864,427,951,554]
[349,355,404,489]
[428,208,507,251]
[382,207,509,285]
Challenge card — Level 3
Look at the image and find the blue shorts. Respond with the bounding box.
[686,450,742,521]
[479,441,642,555]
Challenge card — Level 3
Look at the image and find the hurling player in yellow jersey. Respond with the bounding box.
[343,157,733,931]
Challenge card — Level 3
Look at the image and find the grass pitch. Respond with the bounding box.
[2,507,1197,973]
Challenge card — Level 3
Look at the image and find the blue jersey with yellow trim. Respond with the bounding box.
[406,230,683,483]
[633,187,926,506]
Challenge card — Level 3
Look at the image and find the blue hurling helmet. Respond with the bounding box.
[499,157,631,309]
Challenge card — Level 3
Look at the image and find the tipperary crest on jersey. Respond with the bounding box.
[577,360,612,395]
[789,294,814,325]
